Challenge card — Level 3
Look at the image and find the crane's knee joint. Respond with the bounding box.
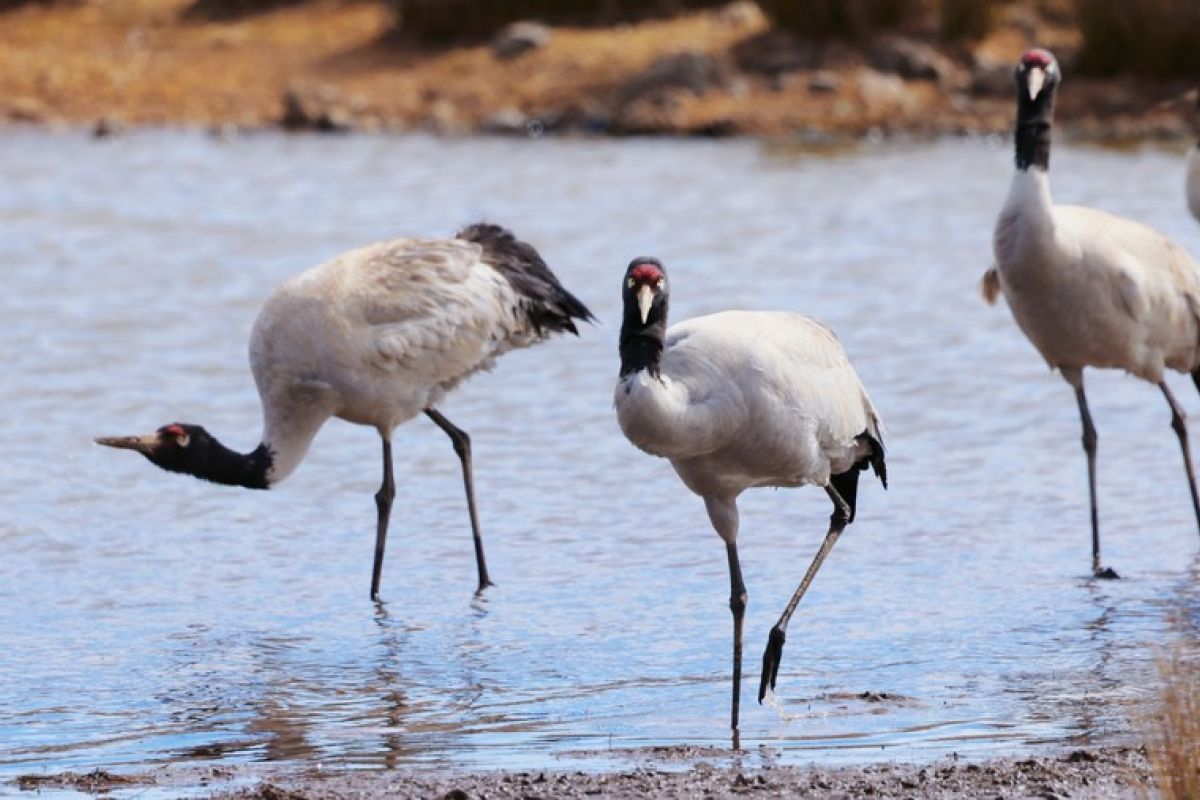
[374,485,394,507]
[452,431,471,459]
[1171,411,1188,437]
[729,591,747,616]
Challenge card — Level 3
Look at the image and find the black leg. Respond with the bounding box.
[371,437,395,602]
[726,540,747,737]
[1159,382,1200,537]
[759,477,854,703]
[1074,385,1117,579]
[425,408,493,592]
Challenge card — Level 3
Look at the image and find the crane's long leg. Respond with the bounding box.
[759,475,855,704]
[371,436,395,602]
[1159,382,1200,537]
[726,539,747,739]
[425,408,493,592]
[1072,383,1117,579]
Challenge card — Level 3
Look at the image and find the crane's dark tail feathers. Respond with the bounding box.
[856,429,887,490]
[458,222,596,336]
[831,430,886,525]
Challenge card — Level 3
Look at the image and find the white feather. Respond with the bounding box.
[614,310,882,514]
[993,169,1200,383]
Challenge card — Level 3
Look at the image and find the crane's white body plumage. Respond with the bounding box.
[615,310,882,532]
[1187,144,1200,224]
[991,169,1200,384]
[252,236,547,485]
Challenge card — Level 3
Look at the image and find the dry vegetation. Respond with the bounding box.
[0,0,1195,136]
[388,0,732,40]
[1138,646,1200,799]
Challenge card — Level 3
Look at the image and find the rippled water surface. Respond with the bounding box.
[2,130,1200,781]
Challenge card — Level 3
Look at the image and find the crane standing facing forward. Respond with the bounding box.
[982,50,1200,577]
[97,223,594,601]
[613,257,886,736]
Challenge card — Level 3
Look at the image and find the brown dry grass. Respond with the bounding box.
[0,0,1189,137]
[1138,647,1200,800]
[0,0,965,134]
[1076,0,1200,78]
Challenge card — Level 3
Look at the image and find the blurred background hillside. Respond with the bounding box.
[1,0,1197,138]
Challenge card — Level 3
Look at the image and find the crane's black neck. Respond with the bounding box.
[1014,87,1056,172]
[152,431,273,490]
[197,440,273,490]
[619,304,668,379]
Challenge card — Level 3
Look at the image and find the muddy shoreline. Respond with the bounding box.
[10,746,1152,798]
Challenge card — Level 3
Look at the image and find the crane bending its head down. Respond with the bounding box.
[97,223,594,600]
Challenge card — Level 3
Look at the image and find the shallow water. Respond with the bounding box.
[1,130,1199,781]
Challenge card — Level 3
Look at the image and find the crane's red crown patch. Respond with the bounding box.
[630,263,663,284]
[1021,49,1053,68]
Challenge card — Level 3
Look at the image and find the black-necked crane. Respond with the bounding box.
[613,258,886,737]
[96,223,594,601]
[981,49,1200,578]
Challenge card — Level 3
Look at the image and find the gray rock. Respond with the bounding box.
[868,35,958,85]
[717,0,763,27]
[481,107,529,135]
[733,31,819,76]
[491,21,550,60]
[855,68,914,113]
[970,57,1013,97]
[620,52,727,105]
[808,70,843,94]
[92,116,125,138]
[280,82,354,132]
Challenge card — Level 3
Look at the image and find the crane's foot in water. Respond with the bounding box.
[1093,566,1120,580]
[758,626,786,703]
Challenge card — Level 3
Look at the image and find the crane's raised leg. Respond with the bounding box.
[1067,371,1117,579]
[425,409,493,592]
[759,472,855,704]
[1159,382,1200,536]
[371,436,396,602]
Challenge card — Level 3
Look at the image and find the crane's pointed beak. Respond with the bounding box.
[636,284,655,324]
[95,434,159,454]
[1027,67,1045,101]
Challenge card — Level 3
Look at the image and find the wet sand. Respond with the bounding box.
[12,746,1151,798]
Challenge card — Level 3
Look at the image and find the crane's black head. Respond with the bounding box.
[622,257,669,327]
[95,423,271,489]
[619,257,669,378]
[1015,48,1059,112]
[1013,49,1059,171]
[96,423,214,473]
